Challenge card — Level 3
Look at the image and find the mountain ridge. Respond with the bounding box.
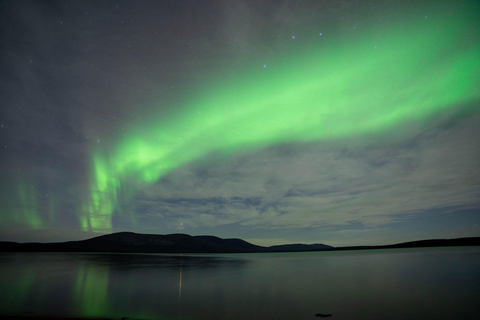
[0,232,479,253]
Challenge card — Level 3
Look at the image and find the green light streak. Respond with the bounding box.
[0,175,43,229]
[82,11,480,231]
[80,155,117,231]
[15,179,42,229]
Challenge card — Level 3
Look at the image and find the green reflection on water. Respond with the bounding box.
[74,264,110,317]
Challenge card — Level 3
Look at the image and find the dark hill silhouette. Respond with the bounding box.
[56,232,265,253]
[330,237,480,251]
[0,232,332,253]
[0,232,479,253]
[269,243,332,252]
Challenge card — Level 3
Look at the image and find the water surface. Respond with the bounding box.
[1,247,479,320]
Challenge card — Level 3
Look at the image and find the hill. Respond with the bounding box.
[0,232,267,253]
[1,232,479,253]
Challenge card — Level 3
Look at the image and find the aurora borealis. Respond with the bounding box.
[1,0,479,246]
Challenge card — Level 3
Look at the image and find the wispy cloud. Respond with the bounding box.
[124,112,479,244]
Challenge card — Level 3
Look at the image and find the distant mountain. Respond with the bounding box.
[0,232,265,253]
[333,237,480,251]
[269,243,332,252]
[0,232,479,253]
[75,232,266,253]
[0,232,332,253]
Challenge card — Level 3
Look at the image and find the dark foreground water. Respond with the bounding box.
[0,247,479,320]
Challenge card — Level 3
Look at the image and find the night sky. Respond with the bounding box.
[1,0,479,247]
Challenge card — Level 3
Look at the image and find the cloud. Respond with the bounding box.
[123,110,479,237]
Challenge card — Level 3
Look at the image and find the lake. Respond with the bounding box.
[0,247,479,320]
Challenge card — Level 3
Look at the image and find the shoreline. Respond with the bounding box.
[0,316,144,320]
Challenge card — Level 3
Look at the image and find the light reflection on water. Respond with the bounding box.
[0,247,479,320]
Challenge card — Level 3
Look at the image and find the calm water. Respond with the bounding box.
[0,247,479,320]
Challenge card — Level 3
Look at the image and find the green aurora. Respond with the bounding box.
[77,11,479,232]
